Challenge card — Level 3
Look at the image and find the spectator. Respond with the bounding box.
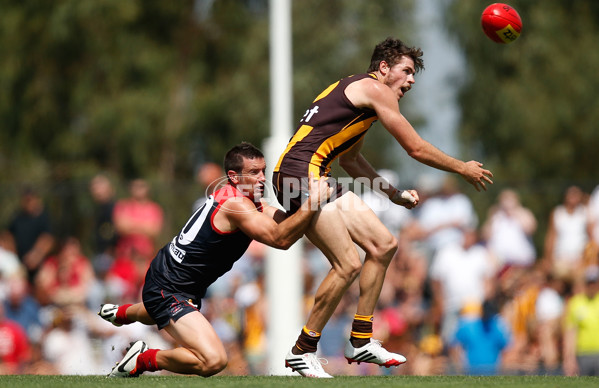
[500,266,544,374]
[192,162,225,212]
[3,275,43,344]
[482,189,537,269]
[534,271,565,374]
[34,237,95,307]
[585,186,599,268]
[563,265,599,376]
[89,174,119,278]
[41,306,98,375]
[430,228,496,346]
[6,187,55,283]
[103,251,148,304]
[236,278,268,375]
[0,301,31,374]
[113,178,164,262]
[413,175,478,258]
[589,185,599,245]
[451,300,511,375]
[0,232,22,299]
[543,185,590,283]
[412,333,447,376]
[0,256,20,291]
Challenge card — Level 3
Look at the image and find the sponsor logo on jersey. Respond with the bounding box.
[169,237,187,262]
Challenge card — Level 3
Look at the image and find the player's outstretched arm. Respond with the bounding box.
[352,78,494,191]
[380,107,493,191]
[226,173,332,250]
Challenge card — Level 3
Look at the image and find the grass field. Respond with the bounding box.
[2,375,599,388]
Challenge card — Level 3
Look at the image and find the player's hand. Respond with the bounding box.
[307,172,334,207]
[391,189,420,209]
[461,161,494,191]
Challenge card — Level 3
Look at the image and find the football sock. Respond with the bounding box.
[291,326,321,355]
[350,314,373,348]
[134,349,160,374]
[115,304,134,325]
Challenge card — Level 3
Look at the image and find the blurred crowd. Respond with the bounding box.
[1,167,599,377]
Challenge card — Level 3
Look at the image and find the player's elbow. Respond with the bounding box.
[407,144,431,163]
[403,140,421,158]
[272,238,294,250]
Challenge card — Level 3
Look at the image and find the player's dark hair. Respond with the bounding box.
[367,37,424,73]
[224,142,264,177]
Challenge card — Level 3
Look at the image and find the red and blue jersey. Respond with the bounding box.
[147,185,261,299]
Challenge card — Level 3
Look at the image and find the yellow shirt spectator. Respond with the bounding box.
[565,292,599,354]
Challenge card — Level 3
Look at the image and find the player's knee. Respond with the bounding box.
[191,347,228,377]
[202,353,228,377]
[368,235,398,265]
[339,257,362,283]
[384,236,398,259]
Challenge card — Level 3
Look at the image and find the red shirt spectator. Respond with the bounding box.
[105,253,148,303]
[34,237,94,306]
[113,179,163,260]
[0,304,30,374]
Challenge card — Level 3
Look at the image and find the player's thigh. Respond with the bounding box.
[306,200,360,269]
[335,191,396,254]
[163,311,226,361]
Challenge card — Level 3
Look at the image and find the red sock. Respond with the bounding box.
[135,349,160,373]
[115,304,133,325]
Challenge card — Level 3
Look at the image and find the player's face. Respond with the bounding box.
[237,157,267,201]
[383,56,416,101]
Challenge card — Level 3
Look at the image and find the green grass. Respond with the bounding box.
[1,375,599,388]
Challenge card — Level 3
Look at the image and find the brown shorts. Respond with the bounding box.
[272,171,346,214]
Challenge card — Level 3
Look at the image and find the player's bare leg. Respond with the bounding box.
[304,200,363,332]
[159,311,228,376]
[288,191,406,370]
[284,198,360,377]
[335,192,406,367]
[105,306,227,377]
[109,311,227,377]
[302,192,398,329]
[336,193,398,316]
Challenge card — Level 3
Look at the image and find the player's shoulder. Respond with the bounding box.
[345,74,390,109]
[360,76,394,103]
[346,73,379,86]
[343,72,378,81]
[213,185,245,201]
[213,186,254,211]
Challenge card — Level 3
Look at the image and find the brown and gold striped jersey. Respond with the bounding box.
[274,73,379,178]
